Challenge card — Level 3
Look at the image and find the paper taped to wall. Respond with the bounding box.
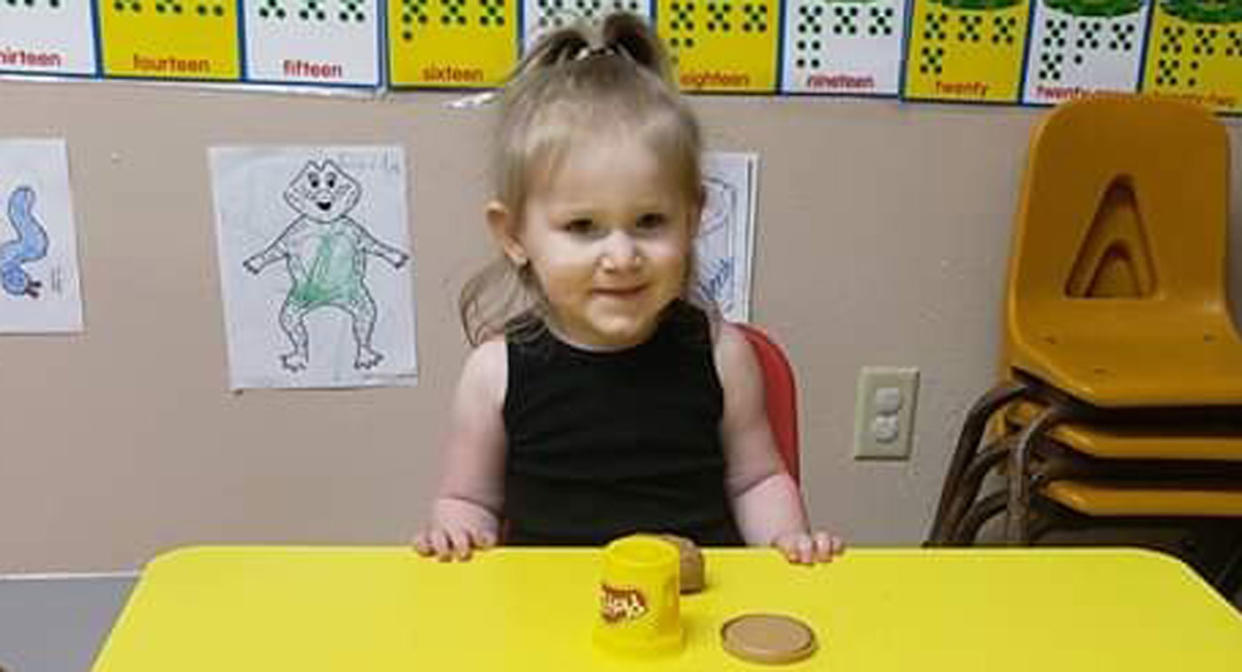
[0,138,85,334]
[210,145,418,390]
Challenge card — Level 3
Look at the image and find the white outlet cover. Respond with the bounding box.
[853,366,919,460]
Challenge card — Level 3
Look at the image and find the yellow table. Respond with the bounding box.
[93,546,1242,671]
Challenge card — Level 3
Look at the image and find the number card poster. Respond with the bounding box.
[903,0,1033,103]
[0,1,98,77]
[387,0,518,88]
[781,0,908,95]
[8,0,1242,114]
[1022,0,1150,105]
[245,0,382,87]
[659,0,781,92]
[98,0,242,80]
[1141,0,1242,113]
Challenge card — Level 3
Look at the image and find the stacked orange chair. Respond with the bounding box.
[928,96,1242,592]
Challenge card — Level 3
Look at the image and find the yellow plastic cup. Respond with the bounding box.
[594,534,684,656]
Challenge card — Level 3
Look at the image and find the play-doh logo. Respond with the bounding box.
[600,584,648,624]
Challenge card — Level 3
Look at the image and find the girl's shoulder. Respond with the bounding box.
[711,321,752,366]
[710,320,767,406]
[458,337,509,411]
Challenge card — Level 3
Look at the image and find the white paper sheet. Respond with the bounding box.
[696,152,758,323]
[0,139,85,334]
[210,146,417,390]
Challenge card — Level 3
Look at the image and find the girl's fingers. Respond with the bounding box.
[412,532,433,556]
[472,528,498,550]
[445,527,473,560]
[812,532,835,563]
[773,534,800,562]
[431,529,455,561]
[795,535,814,564]
[775,531,847,564]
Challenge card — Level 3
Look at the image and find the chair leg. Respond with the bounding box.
[1004,405,1069,545]
[953,490,1009,545]
[1029,515,1058,543]
[928,379,1029,544]
[937,437,1014,547]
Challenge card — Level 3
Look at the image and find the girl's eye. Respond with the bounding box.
[564,219,596,235]
[636,213,668,231]
[326,173,337,188]
[308,174,320,188]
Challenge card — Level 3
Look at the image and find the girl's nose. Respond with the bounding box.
[600,232,642,271]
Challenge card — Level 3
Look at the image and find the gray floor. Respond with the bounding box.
[0,574,136,672]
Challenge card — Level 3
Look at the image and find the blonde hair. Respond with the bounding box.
[459,12,706,346]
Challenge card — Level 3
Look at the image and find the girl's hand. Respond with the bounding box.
[772,531,845,565]
[412,497,500,561]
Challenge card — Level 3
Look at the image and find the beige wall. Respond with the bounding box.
[1,80,1239,571]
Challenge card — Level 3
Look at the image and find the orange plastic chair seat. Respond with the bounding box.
[1042,480,1242,517]
[1006,400,1242,461]
[1011,304,1242,407]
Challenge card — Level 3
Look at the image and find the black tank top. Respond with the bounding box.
[502,301,743,546]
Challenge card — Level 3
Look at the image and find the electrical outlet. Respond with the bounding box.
[853,366,919,460]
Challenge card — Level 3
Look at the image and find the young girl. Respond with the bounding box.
[413,12,843,565]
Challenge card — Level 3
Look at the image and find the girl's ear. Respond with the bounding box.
[486,200,529,267]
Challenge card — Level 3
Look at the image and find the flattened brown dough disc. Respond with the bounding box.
[721,613,817,664]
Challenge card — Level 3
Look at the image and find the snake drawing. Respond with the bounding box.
[0,186,49,299]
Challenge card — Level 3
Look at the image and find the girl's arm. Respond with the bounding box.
[715,323,844,564]
[413,339,508,561]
